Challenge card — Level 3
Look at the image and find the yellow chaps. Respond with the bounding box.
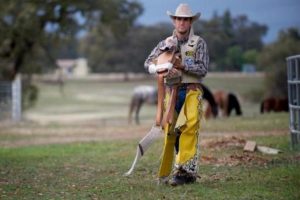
[158,86,203,178]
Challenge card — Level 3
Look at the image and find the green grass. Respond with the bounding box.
[0,135,299,199]
[203,74,264,97]
[26,74,264,123]
[203,112,289,132]
[0,112,289,146]
[1,73,297,199]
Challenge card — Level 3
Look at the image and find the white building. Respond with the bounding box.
[56,58,89,78]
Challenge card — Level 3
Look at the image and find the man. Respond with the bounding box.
[144,3,209,186]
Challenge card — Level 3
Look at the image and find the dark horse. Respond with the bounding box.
[205,90,242,118]
[260,97,289,113]
[227,93,243,116]
[129,83,218,124]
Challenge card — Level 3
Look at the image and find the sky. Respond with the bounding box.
[136,0,300,43]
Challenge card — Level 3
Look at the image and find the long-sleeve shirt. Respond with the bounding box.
[144,31,209,80]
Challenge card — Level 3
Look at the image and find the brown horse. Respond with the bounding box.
[129,83,218,125]
[260,97,289,113]
[205,90,242,118]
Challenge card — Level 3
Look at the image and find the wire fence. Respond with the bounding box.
[287,55,300,149]
[0,75,21,122]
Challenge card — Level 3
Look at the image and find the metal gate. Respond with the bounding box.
[287,55,300,148]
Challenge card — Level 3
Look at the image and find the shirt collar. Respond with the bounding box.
[172,27,194,44]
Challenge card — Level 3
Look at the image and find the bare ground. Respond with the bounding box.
[0,119,288,148]
[0,119,294,167]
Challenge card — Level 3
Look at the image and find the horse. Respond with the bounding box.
[205,90,242,118]
[128,85,157,124]
[128,83,218,125]
[227,93,243,116]
[260,97,288,113]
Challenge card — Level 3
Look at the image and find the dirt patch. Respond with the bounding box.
[0,120,288,148]
[202,136,246,149]
[200,153,269,167]
[200,136,270,166]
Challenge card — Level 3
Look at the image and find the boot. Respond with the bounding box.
[169,169,196,186]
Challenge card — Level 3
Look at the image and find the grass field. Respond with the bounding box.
[25,73,264,124]
[0,133,299,199]
[0,73,299,199]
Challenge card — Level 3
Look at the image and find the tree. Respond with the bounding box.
[258,27,300,98]
[79,23,173,73]
[243,49,258,65]
[81,10,267,73]
[195,10,267,71]
[232,15,267,51]
[0,0,143,80]
[0,0,143,110]
[225,45,243,71]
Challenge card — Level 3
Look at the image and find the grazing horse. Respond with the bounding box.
[205,90,242,118]
[129,83,218,125]
[227,93,242,116]
[260,97,288,113]
[128,85,157,124]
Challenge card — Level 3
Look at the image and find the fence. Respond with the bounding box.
[0,75,22,122]
[287,55,300,149]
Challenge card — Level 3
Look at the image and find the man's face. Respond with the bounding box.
[173,17,192,35]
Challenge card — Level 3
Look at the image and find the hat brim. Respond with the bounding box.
[166,11,201,21]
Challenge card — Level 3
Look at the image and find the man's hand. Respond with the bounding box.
[170,54,183,70]
[166,68,181,79]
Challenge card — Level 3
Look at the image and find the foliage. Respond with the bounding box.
[224,45,244,71]
[0,5,267,75]
[22,82,39,110]
[0,0,143,80]
[195,10,267,71]
[80,23,173,73]
[80,10,267,73]
[243,49,259,65]
[0,0,143,109]
[258,27,300,98]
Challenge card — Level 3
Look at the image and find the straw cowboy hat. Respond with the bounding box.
[167,3,201,21]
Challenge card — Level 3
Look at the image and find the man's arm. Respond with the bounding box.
[183,38,209,78]
[144,36,178,71]
[144,43,162,71]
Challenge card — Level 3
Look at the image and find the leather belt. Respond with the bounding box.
[178,83,201,91]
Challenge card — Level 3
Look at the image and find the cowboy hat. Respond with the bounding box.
[167,3,201,21]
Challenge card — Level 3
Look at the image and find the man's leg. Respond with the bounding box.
[158,123,177,181]
[170,88,203,186]
[158,90,177,181]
